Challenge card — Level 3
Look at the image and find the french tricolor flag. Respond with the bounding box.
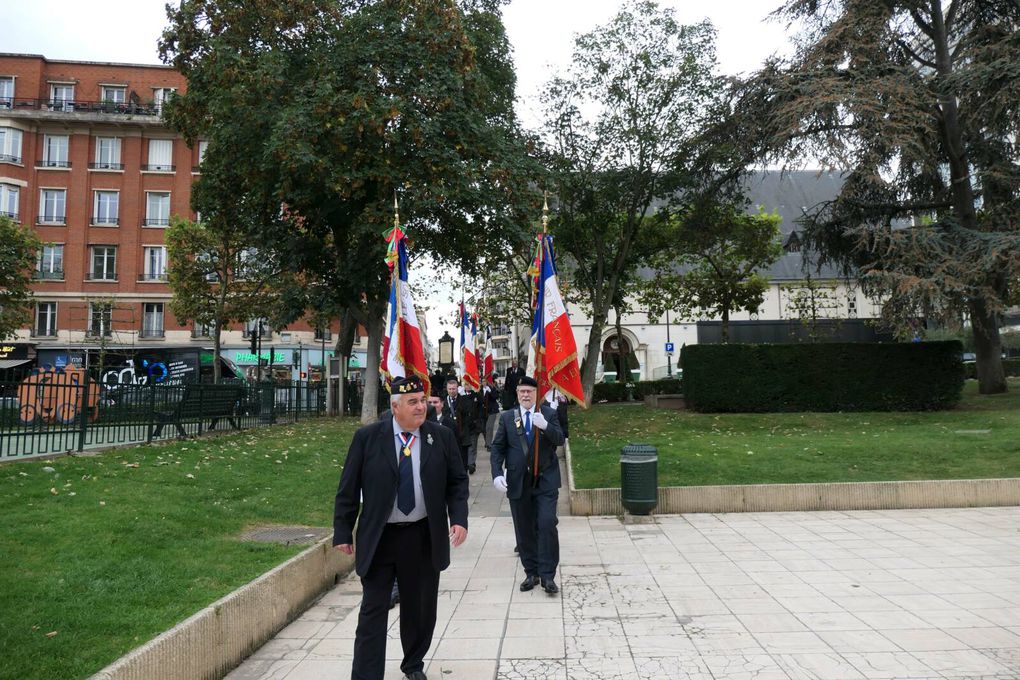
[460,302,480,390]
[527,234,585,406]
[380,225,430,396]
[483,325,495,386]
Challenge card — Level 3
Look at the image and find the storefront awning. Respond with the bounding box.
[0,359,32,370]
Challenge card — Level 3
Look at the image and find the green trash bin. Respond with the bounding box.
[620,443,657,515]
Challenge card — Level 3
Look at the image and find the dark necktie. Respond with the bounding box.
[524,411,532,444]
[397,431,415,515]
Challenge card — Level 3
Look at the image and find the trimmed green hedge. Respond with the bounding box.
[682,341,965,412]
[964,358,1020,380]
[592,378,683,403]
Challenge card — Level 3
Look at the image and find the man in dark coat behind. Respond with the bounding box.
[334,376,469,680]
[490,376,565,595]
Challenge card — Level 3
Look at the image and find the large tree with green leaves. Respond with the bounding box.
[160,0,539,420]
[737,0,1020,394]
[0,217,41,340]
[541,0,725,401]
[639,206,782,343]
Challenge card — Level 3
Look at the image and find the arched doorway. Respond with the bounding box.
[601,334,640,383]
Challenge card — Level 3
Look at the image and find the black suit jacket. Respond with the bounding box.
[490,405,565,499]
[333,418,469,577]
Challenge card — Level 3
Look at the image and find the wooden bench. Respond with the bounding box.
[150,383,245,438]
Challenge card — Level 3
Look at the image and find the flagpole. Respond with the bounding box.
[532,194,550,486]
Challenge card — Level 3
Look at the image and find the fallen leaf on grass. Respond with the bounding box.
[185,473,195,479]
[50,488,58,495]
[45,631,58,638]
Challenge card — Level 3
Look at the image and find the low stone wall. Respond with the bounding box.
[90,538,353,680]
[564,441,1020,515]
[642,394,686,410]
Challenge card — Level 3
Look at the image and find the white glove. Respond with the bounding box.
[493,476,508,492]
[531,411,548,430]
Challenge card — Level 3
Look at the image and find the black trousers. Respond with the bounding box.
[352,519,439,680]
[509,475,559,581]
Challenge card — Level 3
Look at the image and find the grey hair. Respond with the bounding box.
[389,392,401,407]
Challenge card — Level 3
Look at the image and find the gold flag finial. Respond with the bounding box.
[393,192,400,228]
[542,191,549,233]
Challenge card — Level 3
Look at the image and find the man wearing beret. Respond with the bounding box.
[490,375,566,595]
[334,376,469,680]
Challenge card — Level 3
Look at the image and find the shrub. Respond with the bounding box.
[964,358,1020,380]
[593,381,628,402]
[682,341,965,412]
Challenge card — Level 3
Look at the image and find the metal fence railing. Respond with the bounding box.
[0,373,325,460]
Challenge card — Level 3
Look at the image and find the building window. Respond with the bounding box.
[93,191,119,225]
[314,326,332,341]
[0,127,22,164]
[145,192,170,226]
[153,87,176,113]
[243,319,271,339]
[0,77,13,107]
[145,139,173,171]
[143,246,167,281]
[94,137,122,170]
[36,244,64,280]
[192,320,215,338]
[41,134,70,168]
[88,303,112,337]
[0,183,18,220]
[35,302,57,337]
[89,246,117,280]
[50,84,74,112]
[194,140,208,172]
[39,189,66,225]
[142,303,164,338]
[101,86,126,104]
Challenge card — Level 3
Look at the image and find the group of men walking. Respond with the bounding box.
[333,368,569,680]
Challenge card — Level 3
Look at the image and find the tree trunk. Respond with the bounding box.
[213,325,222,383]
[721,308,730,344]
[580,314,607,403]
[969,298,1007,395]
[614,306,627,380]
[359,310,385,424]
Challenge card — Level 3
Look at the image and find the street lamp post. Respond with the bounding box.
[438,331,454,376]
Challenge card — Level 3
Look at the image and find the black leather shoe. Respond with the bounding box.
[468,464,476,474]
[519,575,539,591]
[404,671,427,680]
[541,578,559,595]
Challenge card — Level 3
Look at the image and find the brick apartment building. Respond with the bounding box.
[0,54,352,382]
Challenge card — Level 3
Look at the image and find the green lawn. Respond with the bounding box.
[0,418,358,680]
[570,378,1020,489]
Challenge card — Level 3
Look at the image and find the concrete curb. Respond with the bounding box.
[564,442,1020,515]
[90,537,354,680]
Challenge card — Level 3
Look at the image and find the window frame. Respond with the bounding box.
[88,302,113,337]
[0,126,23,164]
[94,136,122,169]
[144,191,171,227]
[89,245,117,281]
[39,188,67,225]
[34,301,58,337]
[42,134,70,167]
[36,243,64,279]
[92,190,119,226]
[0,183,19,221]
[141,302,165,338]
[143,245,168,281]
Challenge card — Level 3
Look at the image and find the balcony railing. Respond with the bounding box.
[142,273,167,282]
[36,159,71,169]
[144,217,170,227]
[34,270,63,280]
[38,216,66,225]
[32,327,57,338]
[91,216,119,226]
[0,97,162,117]
[140,327,165,339]
[0,210,18,221]
[89,162,124,171]
[141,164,175,172]
[0,153,22,164]
[88,272,117,281]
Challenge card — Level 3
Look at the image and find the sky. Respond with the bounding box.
[5,0,793,348]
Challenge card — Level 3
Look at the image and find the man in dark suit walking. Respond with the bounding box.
[334,376,469,680]
[490,376,565,595]
[427,393,456,432]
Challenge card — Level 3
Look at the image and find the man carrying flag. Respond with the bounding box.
[491,200,584,597]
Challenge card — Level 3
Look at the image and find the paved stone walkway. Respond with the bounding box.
[227,440,1020,680]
